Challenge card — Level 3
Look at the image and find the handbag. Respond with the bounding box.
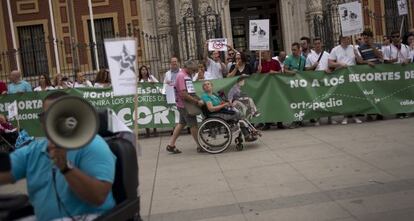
[183,96,202,116]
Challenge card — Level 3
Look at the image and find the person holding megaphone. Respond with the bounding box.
[0,91,116,221]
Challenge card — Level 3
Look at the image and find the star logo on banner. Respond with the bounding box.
[111,45,136,76]
[399,1,406,10]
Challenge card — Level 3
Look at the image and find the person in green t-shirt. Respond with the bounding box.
[284,42,306,74]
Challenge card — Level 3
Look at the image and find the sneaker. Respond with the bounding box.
[341,118,348,125]
[314,121,320,126]
[253,111,261,117]
[354,117,362,124]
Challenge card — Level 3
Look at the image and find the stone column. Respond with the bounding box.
[306,0,323,38]
[280,0,309,53]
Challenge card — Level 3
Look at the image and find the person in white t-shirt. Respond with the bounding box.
[93,69,111,88]
[34,74,55,91]
[383,30,411,64]
[74,72,93,88]
[203,41,227,79]
[407,33,414,62]
[328,35,363,125]
[328,35,361,69]
[305,37,330,72]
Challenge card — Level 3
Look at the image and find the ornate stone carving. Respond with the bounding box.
[156,0,170,27]
[179,0,192,18]
[199,0,210,15]
[307,0,323,13]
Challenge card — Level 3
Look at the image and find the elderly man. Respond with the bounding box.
[166,60,204,153]
[204,41,227,79]
[7,70,32,94]
[0,91,116,220]
[163,56,181,86]
[74,72,93,88]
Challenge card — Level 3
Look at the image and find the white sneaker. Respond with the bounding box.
[354,117,362,124]
[341,118,348,125]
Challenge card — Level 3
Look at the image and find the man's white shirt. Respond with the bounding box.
[305,50,330,71]
[329,45,357,66]
[206,58,224,79]
[383,44,410,64]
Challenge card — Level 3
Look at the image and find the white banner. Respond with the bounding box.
[104,38,138,96]
[338,1,364,36]
[7,100,18,120]
[249,19,270,51]
[208,38,228,51]
[398,0,408,15]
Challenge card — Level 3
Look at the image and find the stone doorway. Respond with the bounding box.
[229,0,283,55]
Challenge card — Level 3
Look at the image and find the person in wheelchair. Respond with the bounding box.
[200,81,241,122]
[227,74,260,119]
[0,114,18,149]
[201,81,259,142]
[0,91,116,221]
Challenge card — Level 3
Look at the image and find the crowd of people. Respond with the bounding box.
[1,28,413,137]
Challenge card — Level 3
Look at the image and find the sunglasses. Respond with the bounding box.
[391,35,400,38]
[228,53,235,56]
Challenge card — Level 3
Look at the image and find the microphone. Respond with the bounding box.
[0,152,11,172]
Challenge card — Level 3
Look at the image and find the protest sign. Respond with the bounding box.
[249,19,270,51]
[104,38,138,96]
[208,38,228,51]
[338,1,364,36]
[398,0,408,15]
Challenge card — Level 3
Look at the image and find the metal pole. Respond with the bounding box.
[88,0,100,71]
[48,0,61,74]
[6,0,21,71]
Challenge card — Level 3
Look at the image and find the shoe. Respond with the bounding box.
[341,118,348,125]
[354,117,362,124]
[197,146,206,153]
[277,122,285,129]
[366,115,374,122]
[314,121,320,126]
[376,115,384,120]
[262,124,271,130]
[253,112,261,117]
[166,145,182,154]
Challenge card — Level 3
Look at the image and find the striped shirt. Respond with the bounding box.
[358,43,381,64]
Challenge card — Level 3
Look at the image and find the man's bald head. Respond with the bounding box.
[9,70,21,83]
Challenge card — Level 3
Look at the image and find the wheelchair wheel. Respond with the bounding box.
[235,136,244,151]
[198,118,232,154]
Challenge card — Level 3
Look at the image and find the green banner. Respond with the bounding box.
[1,64,413,137]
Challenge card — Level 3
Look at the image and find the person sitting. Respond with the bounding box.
[74,72,93,88]
[200,81,241,122]
[227,74,260,118]
[94,69,112,88]
[34,74,55,91]
[0,114,18,148]
[0,91,116,221]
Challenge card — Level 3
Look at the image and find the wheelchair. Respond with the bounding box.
[197,101,260,154]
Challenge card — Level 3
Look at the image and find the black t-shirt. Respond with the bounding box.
[229,63,254,76]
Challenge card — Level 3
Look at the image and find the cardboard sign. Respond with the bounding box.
[338,1,364,36]
[249,19,270,51]
[208,38,228,51]
[104,38,138,96]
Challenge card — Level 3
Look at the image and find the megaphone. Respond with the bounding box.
[42,96,99,149]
